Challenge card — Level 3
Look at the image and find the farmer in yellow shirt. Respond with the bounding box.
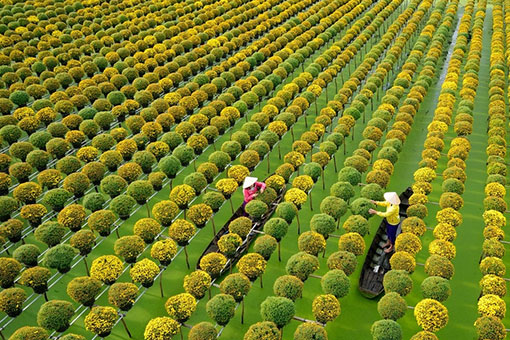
[369,192,400,253]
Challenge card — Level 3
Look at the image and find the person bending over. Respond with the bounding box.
[242,176,266,213]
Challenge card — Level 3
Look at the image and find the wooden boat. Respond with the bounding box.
[196,179,286,276]
[358,187,413,298]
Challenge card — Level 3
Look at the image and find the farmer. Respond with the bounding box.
[242,176,266,213]
[368,192,401,253]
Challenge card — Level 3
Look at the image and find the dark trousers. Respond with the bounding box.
[385,219,399,244]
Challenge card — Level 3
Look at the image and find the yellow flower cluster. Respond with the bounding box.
[338,232,365,256]
[413,168,436,182]
[187,204,213,226]
[90,255,123,285]
[477,294,506,319]
[414,299,448,332]
[395,233,422,255]
[268,121,287,137]
[169,184,195,208]
[144,317,180,340]
[84,306,118,336]
[436,208,462,227]
[409,193,428,205]
[428,240,456,260]
[199,252,227,277]
[151,239,178,266]
[482,210,506,227]
[20,204,47,223]
[183,270,211,299]
[480,274,506,297]
[215,178,238,196]
[284,151,305,168]
[265,175,286,192]
[432,223,457,242]
[165,293,196,322]
[485,183,506,198]
[168,219,196,245]
[77,146,99,163]
[227,165,250,184]
[389,251,416,273]
[57,204,86,230]
[312,294,340,324]
[237,253,266,280]
[284,188,307,207]
[130,258,160,286]
[292,175,314,192]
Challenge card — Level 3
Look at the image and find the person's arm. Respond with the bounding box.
[375,205,396,218]
[375,201,390,207]
[256,182,266,193]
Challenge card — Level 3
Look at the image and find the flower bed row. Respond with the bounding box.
[473,0,509,338]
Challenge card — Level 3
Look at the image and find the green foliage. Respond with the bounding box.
[273,275,303,301]
[371,320,402,340]
[321,269,350,298]
[377,292,407,320]
[254,235,277,260]
[37,300,74,332]
[35,222,66,248]
[310,213,336,238]
[110,194,137,219]
[188,322,217,340]
[383,270,413,296]
[13,244,40,267]
[263,218,288,241]
[83,193,106,212]
[286,252,319,281]
[220,273,251,302]
[41,244,78,273]
[420,276,451,302]
[260,296,295,328]
[206,294,236,326]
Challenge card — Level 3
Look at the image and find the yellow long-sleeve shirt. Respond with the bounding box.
[374,201,400,225]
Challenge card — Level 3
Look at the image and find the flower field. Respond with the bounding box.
[0,0,506,338]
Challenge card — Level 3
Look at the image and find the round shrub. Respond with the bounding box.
[420,276,451,302]
[371,320,402,340]
[34,222,66,247]
[110,194,137,219]
[321,269,350,298]
[245,200,268,220]
[37,300,74,332]
[114,235,145,263]
[206,293,236,326]
[286,252,319,281]
[83,193,106,212]
[378,292,407,320]
[260,296,295,328]
[383,270,413,296]
[13,244,40,267]
[41,244,78,273]
[0,288,26,317]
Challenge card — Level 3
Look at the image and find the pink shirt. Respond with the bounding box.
[243,182,266,203]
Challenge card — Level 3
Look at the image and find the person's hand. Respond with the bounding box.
[253,193,258,197]
[370,200,376,204]
[260,189,265,193]
[368,208,377,214]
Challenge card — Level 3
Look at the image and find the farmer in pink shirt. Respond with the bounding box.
[242,177,265,214]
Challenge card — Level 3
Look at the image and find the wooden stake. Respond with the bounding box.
[241,299,245,324]
[291,127,295,142]
[304,112,308,128]
[184,246,190,270]
[211,217,216,236]
[121,317,132,338]
[278,143,281,160]
[259,275,263,288]
[309,194,313,211]
[159,270,165,298]
[322,169,325,190]
[267,155,270,173]
[333,154,338,172]
[43,291,48,302]
[146,202,151,218]
[83,257,89,276]
[115,228,120,239]
[296,212,301,235]
[229,198,235,214]
[278,242,281,262]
